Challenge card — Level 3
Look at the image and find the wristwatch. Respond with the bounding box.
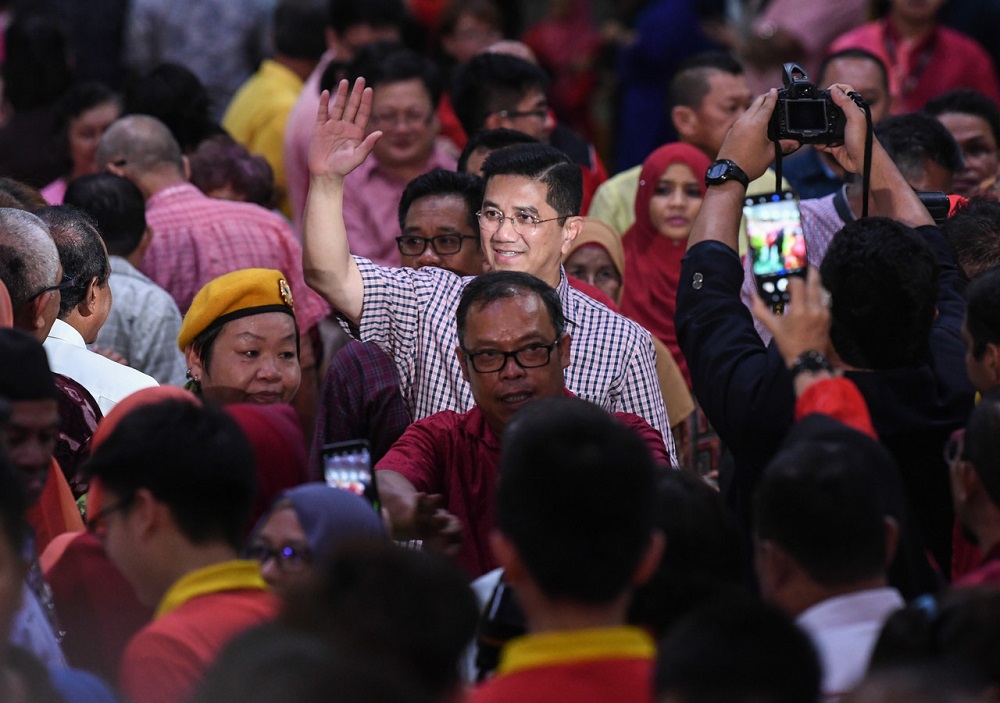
[788,350,833,382]
[705,159,750,190]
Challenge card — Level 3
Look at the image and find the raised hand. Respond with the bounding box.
[716,90,801,181]
[751,267,832,368]
[816,84,877,175]
[308,77,383,180]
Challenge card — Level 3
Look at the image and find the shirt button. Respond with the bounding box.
[692,273,703,290]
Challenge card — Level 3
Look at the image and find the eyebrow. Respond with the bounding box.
[482,199,541,215]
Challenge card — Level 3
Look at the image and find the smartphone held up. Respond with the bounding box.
[745,191,808,307]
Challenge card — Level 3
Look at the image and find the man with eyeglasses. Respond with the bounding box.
[0,208,64,343]
[84,400,278,703]
[330,44,456,266]
[309,168,485,474]
[304,79,674,463]
[374,271,669,578]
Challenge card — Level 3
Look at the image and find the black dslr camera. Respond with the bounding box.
[768,63,846,145]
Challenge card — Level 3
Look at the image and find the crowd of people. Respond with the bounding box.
[1,0,1000,701]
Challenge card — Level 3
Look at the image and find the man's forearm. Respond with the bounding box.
[686,180,746,253]
[866,145,935,228]
[374,469,419,539]
[302,175,364,323]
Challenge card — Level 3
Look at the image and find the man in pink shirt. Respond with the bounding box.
[283,0,408,235]
[332,45,456,266]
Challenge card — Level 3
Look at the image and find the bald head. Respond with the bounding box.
[96,115,185,183]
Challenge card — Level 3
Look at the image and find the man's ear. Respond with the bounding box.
[130,488,160,541]
[671,105,698,142]
[490,530,526,586]
[755,537,794,596]
[79,276,100,316]
[984,342,1000,386]
[560,215,583,255]
[28,294,52,334]
[456,346,470,384]
[484,112,505,131]
[182,155,191,182]
[106,162,126,178]
[631,530,666,587]
[558,333,571,369]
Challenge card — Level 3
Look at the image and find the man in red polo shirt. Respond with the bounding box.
[85,400,279,703]
[375,271,668,579]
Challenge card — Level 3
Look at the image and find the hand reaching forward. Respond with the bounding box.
[308,77,383,181]
[751,267,832,368]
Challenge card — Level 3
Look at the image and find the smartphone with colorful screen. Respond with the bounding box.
[321,440,380,512]
[744,191,808,306]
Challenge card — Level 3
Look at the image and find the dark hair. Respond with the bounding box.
[84,400,257,550]
[655,598,822,703]
[818,48,890,93]
[49,83,122,177]
[965,391,1000,506]
[820,217,938,369]
[274,0,329,60]
[875,113,964,181]
[124,63,221,153]
[282,541,478,697]
[497,396,658,603]
[965,265,1000,358]
[188,135,276,208]
[926,89,1000,144]
[456,270,565,344]
[871,587,1000,686]
[2,14,73,112]
[754,439,889,586]
[0,178,47,212]
[64,173,147,257]
[457,128,538,172]
[628,471,745,637]
[344,44,442,106]
[397,169,482,231]
[327,0,407,35]
[451,53,549,137]
[844,666,988,703]
[480,143,582,219]
[668,51,744,111]
[943,199,1000,280]
[193,624,432,703]
[438,0,501,38]
[36,205,109,316]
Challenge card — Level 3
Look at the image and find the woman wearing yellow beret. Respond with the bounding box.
[178,268,301,405]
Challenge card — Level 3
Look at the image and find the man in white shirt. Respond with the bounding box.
[754,417,905,701]
[39,206,157,414]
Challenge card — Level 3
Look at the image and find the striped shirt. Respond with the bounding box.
[352,257,676,464]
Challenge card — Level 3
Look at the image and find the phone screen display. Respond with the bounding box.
[744,191,807,304]
[321,440,380,511]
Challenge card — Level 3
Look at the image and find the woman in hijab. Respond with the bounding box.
[619,142,711,387]
[563,218,695,465]
[247,485,386,600]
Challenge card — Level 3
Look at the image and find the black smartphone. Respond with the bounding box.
[744,191,808,306]
[321,439,381,512]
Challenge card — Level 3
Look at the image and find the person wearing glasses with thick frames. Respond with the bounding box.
[303,77,674,464]
[373,271,669,579]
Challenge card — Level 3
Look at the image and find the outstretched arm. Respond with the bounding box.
[302,78,382,324]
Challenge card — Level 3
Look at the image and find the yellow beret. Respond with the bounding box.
[178,268,296,351]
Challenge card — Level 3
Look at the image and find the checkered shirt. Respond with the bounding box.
[352,257,676,465]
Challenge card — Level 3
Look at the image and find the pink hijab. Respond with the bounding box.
[619,143,711,388]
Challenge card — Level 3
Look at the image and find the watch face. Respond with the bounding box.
[706,162,729,180]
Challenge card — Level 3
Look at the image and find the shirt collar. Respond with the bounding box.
[147,182,200,209]
[47,318,86,348]
[155,559,268,619]
[497,626,655,675]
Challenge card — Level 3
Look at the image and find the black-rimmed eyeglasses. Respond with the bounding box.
[396,234,478,257]
[28,275,76,301]
[461,339,560,374]
[245,543,313,573]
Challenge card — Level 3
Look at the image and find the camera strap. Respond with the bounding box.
[773,93,874,218]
